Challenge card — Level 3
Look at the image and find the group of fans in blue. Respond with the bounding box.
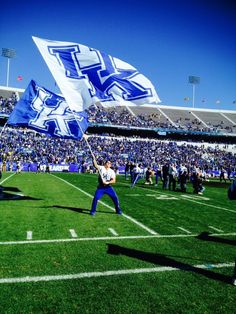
[125,161,208,194]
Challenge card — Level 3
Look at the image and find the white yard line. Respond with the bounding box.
[0,262,234,284]
[208,226,223,233]
[181,198,236,214]
[108,228,118,236]
[52,175,157,235]
[120,182,236,214]
[69,229,78,238]
[121,214,157,235]
[0,232,235,246]
[0,173,16,184]
[177,227,192,234]
[26,231,33,240]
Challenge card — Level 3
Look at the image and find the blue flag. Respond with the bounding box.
[7,80,88,140]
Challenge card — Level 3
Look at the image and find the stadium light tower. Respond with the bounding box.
[188,76,200,108]
[1,48,16,87]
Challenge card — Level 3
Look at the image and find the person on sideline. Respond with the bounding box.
[130,163,143,188]
[90,157,122,216]
[232,261,236,286]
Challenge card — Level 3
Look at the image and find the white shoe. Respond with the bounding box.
[232,277,236,286]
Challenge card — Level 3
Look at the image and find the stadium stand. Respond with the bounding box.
[128,105,168,128]
[1,86,236,135]
[0,86,23,115]
[226,113,236,124]
[0,86,24,100]
[193,110,236,133]
[0,86,236,179]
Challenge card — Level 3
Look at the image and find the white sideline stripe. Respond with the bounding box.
[181,194,210,201]
[69,229,78,238]
[182,198,236,214]
[52,175,157,235]
[0,173,15,184]
[177,227,191,234]
[108,228,118,236]
[0,262,234,284]
[121,214,157,235]
[0,232,235,246]
[208,226,223,233]
[27,231,32,240]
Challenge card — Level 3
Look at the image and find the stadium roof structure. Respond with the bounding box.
[0,85,24,99]
[137,103,236,113]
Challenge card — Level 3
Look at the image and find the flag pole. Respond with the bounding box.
[0,122,8,175]
[192,84,195,108]
[82,134,104,178]
[83,134,96,160]
[72,112,99,170]
[0,122,8,138]
[73,115,109,188]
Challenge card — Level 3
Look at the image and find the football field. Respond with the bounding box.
[0,172,235,313]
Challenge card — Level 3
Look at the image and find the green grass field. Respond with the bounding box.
[0,171,235,313]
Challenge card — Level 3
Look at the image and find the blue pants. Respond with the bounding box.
[91,186,121,213]
[155,174,159,185]
[131,174,142,188]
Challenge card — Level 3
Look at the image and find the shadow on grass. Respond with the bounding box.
[196,232,236,246]
[0,186,21,192]
[52,205,114,215]
[107,244,232,285]
[0,186,42,201]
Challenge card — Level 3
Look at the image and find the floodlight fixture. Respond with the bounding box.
[188,76,200,108]
[2,48,16,58]
[1,48,16,87]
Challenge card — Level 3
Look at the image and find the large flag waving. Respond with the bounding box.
[32,36,161,112]
[7,80,88,140]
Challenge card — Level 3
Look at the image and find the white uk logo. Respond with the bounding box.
[29,87,82,137]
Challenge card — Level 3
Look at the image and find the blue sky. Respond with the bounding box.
[0,0,236,110]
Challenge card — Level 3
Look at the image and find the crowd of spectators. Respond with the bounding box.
[0,92,18,115]
[87,106,176,129]
[0,91,236,179]
[87,106,236,133]
[0,127,235,177]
